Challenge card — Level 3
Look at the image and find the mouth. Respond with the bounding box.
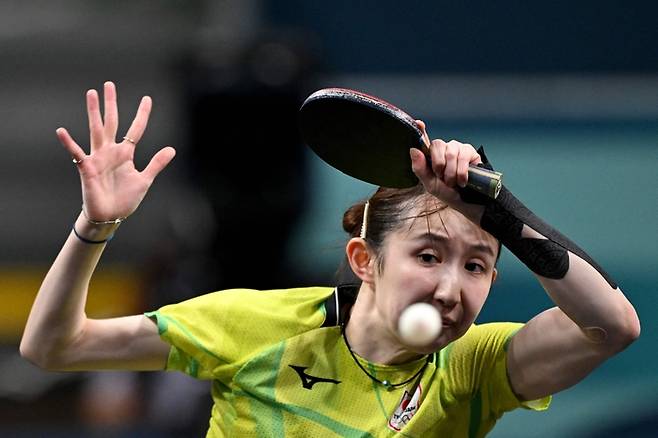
[441,318,457,328]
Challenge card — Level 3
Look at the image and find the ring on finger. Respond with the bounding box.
[72,156,85,165]
[123,136,137,145]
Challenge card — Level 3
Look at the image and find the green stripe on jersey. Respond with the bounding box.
[468,389,483,438]
[249,342,286,437]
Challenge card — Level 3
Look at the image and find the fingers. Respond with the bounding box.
[124,96,152,145]
[103,81,119,142]
[142,146,176,183]
[56,128,86,163]
[85,81,152,152]
[86,90,104,152]
[410,147,451,198]
[442,141,460,187]
[429,139,447,180]
[415,119,431,147]
[64,83,172,179]
[456,147,473,188]
[427,139,480,188]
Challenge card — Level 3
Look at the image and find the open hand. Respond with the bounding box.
[57,81,176,222]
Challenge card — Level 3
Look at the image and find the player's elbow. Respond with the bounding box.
[619,306,641,346]
[20,335,71,371]
[20,339,53,370]
[606,302,641,352]
[582,301,640,353]
[19,338,47,369]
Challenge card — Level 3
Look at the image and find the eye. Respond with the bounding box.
[465,262,486,273]
[418,253,439,264]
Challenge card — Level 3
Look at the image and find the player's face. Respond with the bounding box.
[373,206,498,353]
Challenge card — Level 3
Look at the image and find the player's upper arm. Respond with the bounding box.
[32,314,170,372]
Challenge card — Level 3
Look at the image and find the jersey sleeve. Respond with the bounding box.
[145,287,334,383]
[445,322,551,421]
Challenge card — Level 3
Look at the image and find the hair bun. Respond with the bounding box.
[342,202,366,237]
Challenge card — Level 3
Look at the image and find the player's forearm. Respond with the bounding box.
[471,186,639,347]
[479,187,617,286]
[20,213,119,368]
[534,252,639,347]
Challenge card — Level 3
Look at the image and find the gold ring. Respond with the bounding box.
[123,136,137,145]
[72,157,84,164]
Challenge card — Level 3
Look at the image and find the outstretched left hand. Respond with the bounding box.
[56,81,176,222]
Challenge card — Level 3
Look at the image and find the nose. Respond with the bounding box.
[433,267,461,310]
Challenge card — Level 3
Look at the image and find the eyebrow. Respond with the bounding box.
[411,232,497,258]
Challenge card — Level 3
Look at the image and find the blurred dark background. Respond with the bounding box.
[0,1,656,436]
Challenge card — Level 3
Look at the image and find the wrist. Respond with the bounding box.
[73,212,121,243]
[81,205,127,225]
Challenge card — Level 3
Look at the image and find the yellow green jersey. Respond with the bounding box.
[146,286,550,437]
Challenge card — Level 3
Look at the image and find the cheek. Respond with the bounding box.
[392,265,438,307]
[376,264,435,322]
[461,282,490,320]
[379,258,428,291]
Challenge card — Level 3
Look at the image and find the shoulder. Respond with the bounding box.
[151,286,337,341]
[441,322,524,383]
[147,286,338,378]
[438,322,525,401]
[158,286,335,314]
[441,322,551,419]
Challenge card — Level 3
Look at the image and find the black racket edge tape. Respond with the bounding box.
[300,88,503,199]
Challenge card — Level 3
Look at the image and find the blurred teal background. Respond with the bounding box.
[0,1,656,436]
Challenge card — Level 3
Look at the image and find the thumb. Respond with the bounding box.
[143,146,176,183]
[410,147,455,201]
[410,147,432,181]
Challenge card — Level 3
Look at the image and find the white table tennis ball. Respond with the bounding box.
[398,303,442,347]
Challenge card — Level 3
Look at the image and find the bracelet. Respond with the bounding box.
[81,205,127,225]
[72,225,114,244]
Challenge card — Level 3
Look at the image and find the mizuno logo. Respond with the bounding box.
[289,365,341,390]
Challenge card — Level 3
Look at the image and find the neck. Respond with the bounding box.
[345,285,425,365]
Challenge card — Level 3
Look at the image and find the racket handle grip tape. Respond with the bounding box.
[467,165,503,199]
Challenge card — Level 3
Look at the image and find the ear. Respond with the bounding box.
[345,237,375,283]
[491,268,498,285]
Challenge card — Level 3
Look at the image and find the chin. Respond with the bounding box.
[409,327,460,354]
[405,336,448,355]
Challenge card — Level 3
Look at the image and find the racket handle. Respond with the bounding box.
[467,166,503,199]
[416,141,502,199]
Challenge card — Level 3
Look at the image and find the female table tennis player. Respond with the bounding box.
[21,82,639,437]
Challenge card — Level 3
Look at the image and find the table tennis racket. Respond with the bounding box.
[299,88,502,199]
